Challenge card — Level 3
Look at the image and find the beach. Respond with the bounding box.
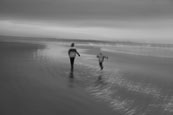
[1,36,173,115]
[0,40,115,115]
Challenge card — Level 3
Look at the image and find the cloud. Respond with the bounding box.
[0,20,172,43]
[0,0,173,43]
[1,0,173,20]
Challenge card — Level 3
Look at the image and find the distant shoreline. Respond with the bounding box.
[1,35,173,48]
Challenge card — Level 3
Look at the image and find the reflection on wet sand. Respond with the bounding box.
[97,74,102,81]
[14,40,173,115]
[69,72,74,79]
[68,72,74,88]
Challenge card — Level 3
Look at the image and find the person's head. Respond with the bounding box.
[71,43,75,47]
[99,52,102,55]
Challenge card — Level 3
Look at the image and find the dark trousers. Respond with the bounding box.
[70,57,75,72]
[99,62,103,70]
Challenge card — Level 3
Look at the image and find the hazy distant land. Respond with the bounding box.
[1,35,173,48]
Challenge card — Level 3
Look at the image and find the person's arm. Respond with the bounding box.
[76,50,80,56]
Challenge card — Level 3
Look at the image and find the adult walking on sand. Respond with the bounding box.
[97,52,108,70]
[68,43,80,73]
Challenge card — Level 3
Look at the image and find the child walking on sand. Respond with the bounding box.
[68,43,80,72]
[96,52,108,70]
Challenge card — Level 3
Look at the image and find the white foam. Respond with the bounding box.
[101,45,173,58]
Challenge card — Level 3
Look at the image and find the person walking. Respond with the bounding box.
[96,52,108,70]
[68,43,80,72]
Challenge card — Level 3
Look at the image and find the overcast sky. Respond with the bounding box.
[0,0,173,43]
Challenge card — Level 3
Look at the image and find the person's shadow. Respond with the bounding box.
[68,72,74,88]
[69,72,74,79]
[97,70,104,81]
[95,73,104,86]
[97,74,102,81]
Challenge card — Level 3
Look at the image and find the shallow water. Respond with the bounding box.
[35,42,173,115]
[1,39,173,115]
[1,41,117,115]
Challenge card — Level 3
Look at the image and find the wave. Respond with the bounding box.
[101,45,173,58]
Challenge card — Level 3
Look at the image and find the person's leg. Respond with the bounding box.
[70,57,75,72]
[99,62,103,70]
[101,63,103,70]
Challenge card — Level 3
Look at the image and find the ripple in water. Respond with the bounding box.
[76,64,173,115]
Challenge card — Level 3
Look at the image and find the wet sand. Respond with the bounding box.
[0,41,116,115]
[1,37,173,115]
[82,44,173,115]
